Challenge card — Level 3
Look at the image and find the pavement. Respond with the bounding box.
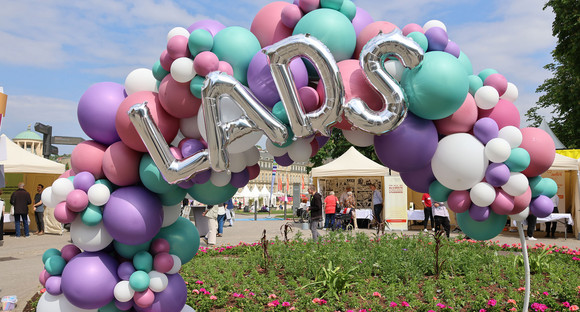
[1,218,579,312]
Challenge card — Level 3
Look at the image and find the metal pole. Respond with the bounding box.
[284,197,287,220]
[516,221,530,312]
[254,201,257,221]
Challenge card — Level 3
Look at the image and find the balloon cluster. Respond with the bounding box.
[37,0,557,310]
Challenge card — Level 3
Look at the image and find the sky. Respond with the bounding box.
[0,0,557,154]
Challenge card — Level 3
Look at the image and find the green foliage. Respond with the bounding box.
[301,260,358,300]
[514,247,554,274]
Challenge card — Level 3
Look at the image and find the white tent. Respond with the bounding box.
[259,186,270,198]
[250,185,261,199]
[312,146,389,177]
[0,134,65,174]
[547,152,580,238]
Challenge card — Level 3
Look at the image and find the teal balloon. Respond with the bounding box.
[504,148,530,172]
[113,240,152,259]
[158,186,187,206]
[139,154,176,194]
[187,180,238,205]
[152,59,169,81]
[45,255,67,276]
[429,180,452,202]
[133,251,153,272]
[457,51,473,75]
[272,101,289,125]
[339,1,356,21]
[212,26,261,85]
[42,248,61,264]
[129,271,150,292]
[155,216,200,264]
[477,68,498,83]
[95,179,116,193]
[293,8,356,62]
[468,75,483,96]
[529,176,544,197]
[401,51,469,120]
[457,210,507,241]
[67,176,75,182]
[407,32,428,53]
[189,75,205,99]
[188,29,214,56]
[81,203,103,226]
[540,178,558,198]
[98,301,123,312]
[321,0,344,10]
[273,124,294,148]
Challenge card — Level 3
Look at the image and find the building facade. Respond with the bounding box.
[247,149,311,196]
[13,126,43,156]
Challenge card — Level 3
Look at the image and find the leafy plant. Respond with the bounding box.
[432,230,448,279]
[300,260,358,300]
[514,247,554,274]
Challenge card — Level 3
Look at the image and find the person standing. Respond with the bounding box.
[10,182,31,238]
[345,191,357,229]
[370,184,383,224]
[545,194,559,238]
[33,184,45,235]
[421,193,434,232]
[307,184,322,241]
[526,213,537,241]
[323,191,338,229]
[226,198,235,227]
[217,203,226,237]
[0,190,4,245]
[202,204,219,246]
[432,201,450,238]
[339,186,352,207]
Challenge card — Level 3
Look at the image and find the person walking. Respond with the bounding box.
[202,204,219,246]
[432,201,451,238]
[307,184,322,241]
[370,184,383,224]
[421,193,434,232]
[10,182,31,238]
[226,198,235,227]
[217,203,227,237]
[33,184,45,235]
[545,194,559,238]
[345,191,357,229]
[323,191,338,229]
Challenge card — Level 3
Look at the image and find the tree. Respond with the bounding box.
[526,0,580,148]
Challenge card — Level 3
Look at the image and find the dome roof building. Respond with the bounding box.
[13,125,43,156]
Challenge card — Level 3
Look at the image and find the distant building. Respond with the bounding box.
[247,148,311,195]
[13,125,43,156]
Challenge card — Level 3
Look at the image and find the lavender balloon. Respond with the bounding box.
[485,163,510,187]
[444,40,460,58]
[73,171,96,192]
[77,82,125,145]
[177,179,196,189]
[133,273,187,312]
[117,261,136,281]
[399,163,436,193]
[469,204,490,222]
[473,117,499,144]
[274,153,294,167]
[530,195,553,218]
[191,169,211,184]
[352,7,374,36]
[180,139,205,158]
[45,276,63,296]
[187,19,225,36]
[425,27,448,51]
[115,299,134,311]
[230,169,250,188]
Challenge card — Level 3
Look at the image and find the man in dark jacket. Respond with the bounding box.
[10,182,31,237]
[307,184,322,241]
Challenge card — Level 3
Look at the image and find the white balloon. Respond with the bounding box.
[431,133,488,191]
[228,152,248,173]
[500,82,519,102]
[87,184,111,206]
[469,182,496,207]
[484,138,511,163]
[180,114,202,139]
[197,106,207,141]
[52,178,75,203]
[510,207,529,222]
[243,146,260,167]
[423,20,447,32]
[474,85,499,110]
[114,280,135,302]
[498,126,522,148]
[148,271,169,292]
[266,139,287,157]
[384,59,405,82]
[36,293,98,312]
[210,170,231,187]
[170,57,196,83]
[181,305,197,312]
[167,255,182,274]
[70,217,114,252]
[125,68,157,95]
[167,27,190,41]
[162,204,182,227]
[41,186,57,208]
[288,138,312,163]
[501,172,528,197]
[342,128,374,147]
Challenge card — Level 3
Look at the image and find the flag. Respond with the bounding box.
[278,175,283,191]
[286,175,289,193]
[301,175,304,190]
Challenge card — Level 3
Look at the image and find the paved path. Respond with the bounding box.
[1,218,578,312]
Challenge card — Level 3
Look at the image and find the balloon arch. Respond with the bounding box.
[36,1,556,311]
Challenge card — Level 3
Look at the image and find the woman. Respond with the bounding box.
[324,191,339,229]
[432,201,450,238]
[307,184,323,241]
[217,203,226,237]
[202,204,219,246]
[345,191,357,229]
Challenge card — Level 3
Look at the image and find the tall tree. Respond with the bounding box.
[526,0,580,148]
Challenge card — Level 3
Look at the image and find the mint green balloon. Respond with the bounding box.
[187,181,238,206]
[468,75,483,96]
[529,176,544,197]
[67,176,75,182]
[457,51,473,75]
[95,179,116,192]
[212,26,261,85]
[114,240,151,259]
[402,51,469,120]
[189,75,205,99]
[477,68,498,83]
[139,154,176,194]
[45,255,67,276]
[273,124,294,148]
[133,251,153,272]
[129,271,150,292]
[81,203,103,226]
[429,180,452,202]
[272,101,290,125]
[321,0,344,10]
[98,301,123,312]
[540,178,558,198]
[158,186,187,206]
[407,32,428,53]
[457,210,507,241]
[339,0,356,20]
[293,8,356,62]
[154,216,200,264]
[188,29,214,56]
[152,59,169,81]
[42,248,61,264]
[504,148,530,172]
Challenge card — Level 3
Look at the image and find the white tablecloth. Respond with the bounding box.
[511,213,574,226]
[407,210,424,221]
[3,213,30,223]
[356,209,373,220]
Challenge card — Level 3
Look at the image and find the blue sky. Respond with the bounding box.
[0,0,556,154]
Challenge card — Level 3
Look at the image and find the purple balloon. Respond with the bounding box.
[374,113,438,172]
[352,7,374,36]
[399,162,436,193]
[485,163,510,187]
[425,27,449,52]
[117,261,136,281]
[274,153,294,167]
[116,299,134,311]
[60,244,82,262]
[61,252,119,309]
[191,169,211,184]
[187,19,225,36]
[315,135,330,148]
[77,82,125,145]
[444,40,460,58]
[45,276,63,296]
[73,171,96,192]
[230,169,250,188]
[180,139,205,158]
[530,195,553,218]
[133,273,187,312]
[103,186,163,245]
[473,117,499,144]
[247,50,308,108]
[177,179,195,189]
[469,204,490,222]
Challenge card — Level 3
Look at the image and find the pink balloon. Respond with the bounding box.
[512,186,531,214]
[134,288,155,308]
[71,141,107,179]
[402,23,424,35]
[39,269,51,287]
[102,141,143,186]
[59,169,75,179]
[153,252,174,273]
[434,93,477,135]
[484,73,508,97]
[158,75,202,119]
[54,201,77,224]
[299,0,319,12]
[490,189,514,215]
[447,190,471,213]
[520,127,556,177]
[169,146,183,159]
[478,99,520,129]
[66,189,89,212]
[298,86,320,113]
[310,138,320,158]
[166,35,190,59]
[193,51,219,77]
[159,50,175,72]
[281,4,303,28]
[150,238,170,255]
[61,244,82,262]
[247,164,260,180]
[250,2,293,47]
[355,21,399,59]
[115,91,179,153]
[218,61,234,75]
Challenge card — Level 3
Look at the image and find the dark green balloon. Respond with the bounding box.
[272,101,289,125]
[187,180,238,206]
[189,75,205,99]
[98,301,124,312]
[114,240,151,259]
[152,59,169,81]
[188,29,214,56]
[154,216,200,264]
[407,32,428,52]
[139,154,176,194]
[158,186,187,206]
[428,180,452,202]
[457,211,507,241]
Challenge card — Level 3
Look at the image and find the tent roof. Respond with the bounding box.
[539,119,566,149]
[312,146,389,178]
[259,186,270,196]
[550,152,579,171]
[0,134,65,174]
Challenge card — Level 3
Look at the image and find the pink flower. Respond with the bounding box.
[191,289,199,294]
[373,292,382,297]
[563,302,571,307]
[508,299,516,305]
[195,280,204,284]
[570,305,579,311]
[210,295,217,300]
[517,287,526,291]
[542,291,549,296]
[320,299,327,305]
[487,299,497,306]
[390,302,397,307]
[510,308,517,311]
[200,288,206,292]
[267,300,280,307]
[289,307,296,311]
[401,301,410,307]
[269,294,277,299]
[282,302,291,307]
[428,310,436,312]
[479,309,487,312]
[437,303,446,308]
[312,298,321,304]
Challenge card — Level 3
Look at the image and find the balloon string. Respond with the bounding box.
[517,221,530,312]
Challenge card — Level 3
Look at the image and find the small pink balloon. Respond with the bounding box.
[512,186,532,214]
[153,252,175,273]
[355,21,399,59]
[102,141,143,187]
[134,288,155,308]
[166,35,190,59]
[160,50,175,72]
[299,0,319,13]
[490,189,514,215]
[250,2,293,47]
[447,190,471,213]
[434,93,478,135]
[150,238,171,255]
[65,189,89,213]
[193,51,220,76]
[478,99,520,129]
[218,61,234,76]
[484,73,508,97]
[59,169,75,179]
[71,141,107,179]
[298,86,320,113]
[170,146,183,160]
[520,127,556,177]
[158,75,202,119]
[54,201,77,223]
[60,244,82,262]
[39,269,51,286]
[402,23,424,35]
[281,4,303,28]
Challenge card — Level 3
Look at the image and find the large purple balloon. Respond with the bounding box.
[72,171,96,192]
[473,117,499,144]
[61,252,119,309]
[187,19,225,36]
[485,163,510,187]
[77,82,126,145]
[274,153,294,167]
[45,276,63,296]
[399,162,435,193]
[103,186,163,245]
[530,195,553,218]
[468,204,490,222]
[247,51,308,108]
[352,7,374,36]
[134,274,187,312]
[374,113,438,172]
[425,27,448,52]
[230,169,250,188]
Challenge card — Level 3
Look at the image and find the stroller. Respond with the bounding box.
[332,208,354,231]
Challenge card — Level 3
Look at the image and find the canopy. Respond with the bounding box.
[235,186,252,198]
[250,185,261,198]
[311,146,389,177]
[0,134,65,174]
[551,153,580,171]
[259,186,270,197]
